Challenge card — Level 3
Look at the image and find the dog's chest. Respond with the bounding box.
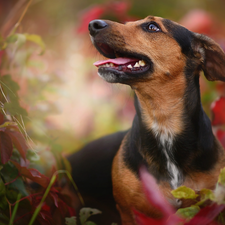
[151,121,183,189]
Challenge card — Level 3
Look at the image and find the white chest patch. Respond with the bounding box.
[151,121,182,189]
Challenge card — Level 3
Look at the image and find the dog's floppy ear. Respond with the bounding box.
[192,33,225,82]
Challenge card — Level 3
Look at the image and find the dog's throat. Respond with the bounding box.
[151,122,183,189]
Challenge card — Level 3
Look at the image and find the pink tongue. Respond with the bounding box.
[94,57,138,67]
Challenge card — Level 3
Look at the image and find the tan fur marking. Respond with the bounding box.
[135,69,186,135]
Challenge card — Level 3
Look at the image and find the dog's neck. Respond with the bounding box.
[125,76,218,189]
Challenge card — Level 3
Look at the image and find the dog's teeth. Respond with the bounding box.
[109,63,114,67]
[105,64,110,67]
[134,62,140,68]
[127,64,132,69]
[139,60,146,66]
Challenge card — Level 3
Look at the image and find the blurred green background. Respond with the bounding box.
[1,0,225,161]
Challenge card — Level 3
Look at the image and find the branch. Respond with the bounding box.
[1,0,33,38]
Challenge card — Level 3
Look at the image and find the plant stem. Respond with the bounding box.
[9,193,22,225]
[28,170,85,225]
[28,174,57,225]
[9,0,34,36]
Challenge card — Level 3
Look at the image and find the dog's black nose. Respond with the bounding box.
[89,20,108,36]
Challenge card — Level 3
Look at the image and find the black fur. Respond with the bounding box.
[68,131,127,224]
[162,19,194,56]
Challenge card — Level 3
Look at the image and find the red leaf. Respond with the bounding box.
[5,127,28,159]
[77,5,105,33]
[179,10,213,34]
[37,214,52,225]
[66,205,76,217]
[0,50,5,66]
[50,192,59,208]
[139,166,175,217]
[134,209,165,225]
[41,203,51,212]
[58,199,76,217]
[11,161,50,188]
[215,82,225,96]
[134,209,182,225]
[216,129,225,148]
[184,203,225,225]
[0,131,13,164]
[0,112,4,124]
[211,97,225,126]
[107,2,130,16]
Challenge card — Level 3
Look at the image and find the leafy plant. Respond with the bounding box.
[0,1,80,224]
[66,207,101,225]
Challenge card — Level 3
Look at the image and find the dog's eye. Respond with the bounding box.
[148,23,160,32]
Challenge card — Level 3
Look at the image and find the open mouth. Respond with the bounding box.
[93,42,151,76]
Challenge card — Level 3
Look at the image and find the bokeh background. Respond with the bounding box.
[1,0,225,167]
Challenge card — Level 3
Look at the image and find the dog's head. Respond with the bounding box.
[89,16,225,87]
[89,16,225,135]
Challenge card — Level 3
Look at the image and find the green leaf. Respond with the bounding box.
[7,34,26,48]
[177,205,200,219]
[5,189,18,202]
[0,122,17,129]
[65,217,77,225]
[0,177,6,197]
[214,184,225,204]
[6,35,18,43]
[0,35,6,50]
[26,149,40,162]
[25,34,45,54]
[0,196,8,210]
[1,74,20,92]
[7,178,29,197]
[171,186,198,199]
[0,212,9,224]
[85,222,97,225]
[219,167,225,186]
[15,34,26,48]
[0,75,20,102]
[0,161,18,183]
[11,149,22,162]
[79,208,101,225]
[4,102,28,117]
[200,188,214,201]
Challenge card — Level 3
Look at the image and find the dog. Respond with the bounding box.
[69,15,225,225]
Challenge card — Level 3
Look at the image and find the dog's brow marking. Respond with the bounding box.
[152,121,182,189]
[146,16,155,21]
